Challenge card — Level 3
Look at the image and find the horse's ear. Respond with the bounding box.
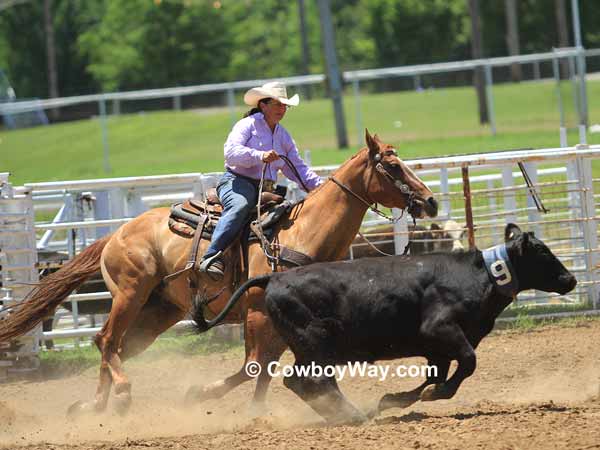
[504,223,522,242]
[365,129,379,157]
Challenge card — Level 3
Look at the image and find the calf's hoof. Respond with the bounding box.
[378,392,418,411]
[420,384,439,401]
[420,384,454,401]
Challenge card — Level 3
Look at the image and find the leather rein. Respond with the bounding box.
[253,154,311,270]
[329,149,418,223]
[330,149,420,256]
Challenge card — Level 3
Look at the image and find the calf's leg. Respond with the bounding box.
[420,323,476,401]
[283,361,367,425]
[378,357,450,411]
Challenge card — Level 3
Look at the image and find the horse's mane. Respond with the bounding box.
[301,146,368,202]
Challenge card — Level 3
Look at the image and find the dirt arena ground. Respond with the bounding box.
[1,320,600,450]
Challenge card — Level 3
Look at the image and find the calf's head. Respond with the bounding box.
[505,223,577,295]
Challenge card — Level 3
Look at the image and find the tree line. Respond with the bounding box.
[1,0,600,100]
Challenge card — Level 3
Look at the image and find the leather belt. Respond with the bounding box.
[226,169,276,193]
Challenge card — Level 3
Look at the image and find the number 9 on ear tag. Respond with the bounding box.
[490,260,511,285]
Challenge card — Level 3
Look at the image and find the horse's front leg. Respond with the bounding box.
[245,307,287,409]
[185,305,286,409]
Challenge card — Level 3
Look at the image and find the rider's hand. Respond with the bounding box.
[261,150,280,163]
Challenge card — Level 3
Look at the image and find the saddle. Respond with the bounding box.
[165,187,295,285]
[168,187,289,239]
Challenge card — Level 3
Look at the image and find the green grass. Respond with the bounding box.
[500,311,600,332]
[3,79,600,185]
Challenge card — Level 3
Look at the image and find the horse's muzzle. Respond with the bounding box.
[408,196,438,219]
[424,197,438,217]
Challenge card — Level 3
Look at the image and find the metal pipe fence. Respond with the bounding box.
[2,47,600,155]
[1,145,600,371]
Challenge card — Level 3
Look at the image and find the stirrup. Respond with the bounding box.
[199,251,225,281]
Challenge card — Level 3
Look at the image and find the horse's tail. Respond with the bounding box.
[0,235,111,343]
[192,274,272,333]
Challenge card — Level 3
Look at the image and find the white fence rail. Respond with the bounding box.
[2,144,600,371]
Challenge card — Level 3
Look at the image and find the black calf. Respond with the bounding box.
[194,223,576,424]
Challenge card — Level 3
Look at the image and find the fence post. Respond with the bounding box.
[125,188,146,217]
[65,193,76,258]
[484,65,496,136]
[461,166,476,249]
[227,88,236,128]
[567,160,584,295]
[99,97,111,173]
[352,79,363,147]
[439,167,450,217]
[392,209,408,255]
[413,75,422,91]
[576,156,598,308]
[533,60,541,80]
[569,56,581,126]
[109,188,126,232]
[93,191,112,238]
[0,180,40,371]
[502,166,518,224]
[552,55,568,147]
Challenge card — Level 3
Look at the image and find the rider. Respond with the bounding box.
[199,81,323,280]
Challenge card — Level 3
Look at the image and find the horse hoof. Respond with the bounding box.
[365,406,380,420]
[247,401,268,418]
[113,394,132,416]
[330,412,368,426]
[66,400,95,419]
[183,385,210,407]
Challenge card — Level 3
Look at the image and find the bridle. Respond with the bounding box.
[329,148,418,223]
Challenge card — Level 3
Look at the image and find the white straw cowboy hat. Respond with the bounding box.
[243,81,300,107]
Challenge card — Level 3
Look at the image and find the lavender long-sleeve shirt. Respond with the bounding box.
[224,113,322,192]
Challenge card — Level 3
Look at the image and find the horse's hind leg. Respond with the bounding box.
[119,298,185,361]
[67,289,148,418]
[94,288,153,414]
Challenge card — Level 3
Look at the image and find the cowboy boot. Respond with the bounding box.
[199,251,225,281]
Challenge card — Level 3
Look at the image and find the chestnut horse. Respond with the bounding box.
[0,131,438,415]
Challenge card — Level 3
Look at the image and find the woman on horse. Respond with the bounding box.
[199,81,323,280]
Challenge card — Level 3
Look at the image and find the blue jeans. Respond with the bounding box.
[204,171,258,258]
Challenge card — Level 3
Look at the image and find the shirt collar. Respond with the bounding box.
[481,243,519,298]
[253,112,279,134]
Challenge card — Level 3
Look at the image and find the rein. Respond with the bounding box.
[254,153,312,271]
[329,151,419,256]
[328,176,412,223]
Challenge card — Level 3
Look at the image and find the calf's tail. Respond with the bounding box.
[192,274,272,333]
